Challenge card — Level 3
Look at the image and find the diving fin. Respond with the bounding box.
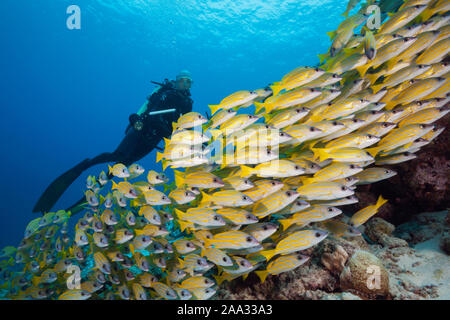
[32,158,91,213]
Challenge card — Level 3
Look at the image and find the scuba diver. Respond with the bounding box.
[33,70,194,214]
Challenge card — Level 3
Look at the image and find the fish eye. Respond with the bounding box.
[385,170,390,174]
[315,68,320,72]
[246,236,253,242]
[185,192,190,196]
[213,178,218,182]
[242,196,250,201]
[382,123,388,128]
[286,191,292,196]
[271,181,276,185]
[240,261,246,266]
[263,225,268,230]
[309,127,315,132]
[295,165,301,170]
[197,259,203,265]
[227,109,233,113]
[213,215,220,221]
[222,257,228,262]
[332,121,338,126]
[341,186,347,191]
[350,164,355,169]
[328,208,333,212]
[315,232,322,237]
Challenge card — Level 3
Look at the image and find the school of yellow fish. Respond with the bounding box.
[0,0,448,300]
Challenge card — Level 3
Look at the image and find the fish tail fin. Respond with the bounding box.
[174,208,185,218]
[31,277,40,287]
[172,122,178,132]
[255,270,269,283]
[111,180,119,191]
[376,195,388,208]
[156,152,164,163]
[108,165,113,175]
[356,63,371,77]
[174,170,184,187]
[178,220,190,233]
[209,104,221,115]
[260,249,276,262]
[420,8,433,21]
[161,159,169,171]
[254,102,265,114]
[311,147,330,162]
[270,84,283,97]
[371,84,384,94]
[200,191,213,206]
[239,165,254,178]
[129,243,136,255]
[366,73,380,86]
[279,218,292,231]
[209,129,223,141]
[326,31,337,40]
[163,137,171,147]
[365,146,380,158]
[213,274,224,286]
[177,258,185,269]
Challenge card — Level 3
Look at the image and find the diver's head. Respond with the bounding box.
[175,69,193,90]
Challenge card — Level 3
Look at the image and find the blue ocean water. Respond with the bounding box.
[0,0,348,248]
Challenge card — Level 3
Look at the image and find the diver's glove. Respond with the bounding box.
[129,113,145,131]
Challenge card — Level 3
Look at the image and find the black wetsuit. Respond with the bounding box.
[89,81,193,167]
[33,80,193,214]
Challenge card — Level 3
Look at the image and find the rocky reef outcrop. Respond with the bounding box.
[218,210,450,300]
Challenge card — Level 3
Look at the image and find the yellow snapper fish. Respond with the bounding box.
[321,219,362,237]
[174,170,224,188]
[200,247,234,267]
[282,125,323,145]
[169,188,197,205]
[200,190,254,207]
[357,122,397,138]
[398,106,450,127]
[242,222,279,242]
[138,206,161,225]
[378,4,428,35]
[216,207,258,225]
[279,205,342,230]
[111,180,138,199]
[209,90,259,115]
[301,162,363,185]
[157,143,205,163]
[297,182,354,200]
[146,170,169,185]
[222,175,254,191]
[240,159,305,178]
[242,179,284,202]
[354,167,397,185]
[375,151,418,165]
[371,64,432,94]
[172,112,207,131]
[58,289,91,300]
[270,66,325,96]
[415,35,450,65]
[260,230,328,261]
[349,195,388,227]
[204,231,260,250]
[204,108,237,130]
[302,73,342,88]
[255,253,310,283]
[324,132,380,149]
[311,147,373,163]
[265,107,310,129]
[255,87,322,114]
[173,238,197,255]
[365,123,435,156]
[215,114,261,136]
[108,163,130,178]
[356,37,418,76]
[252,190,300,218]
[174,208,226,231]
